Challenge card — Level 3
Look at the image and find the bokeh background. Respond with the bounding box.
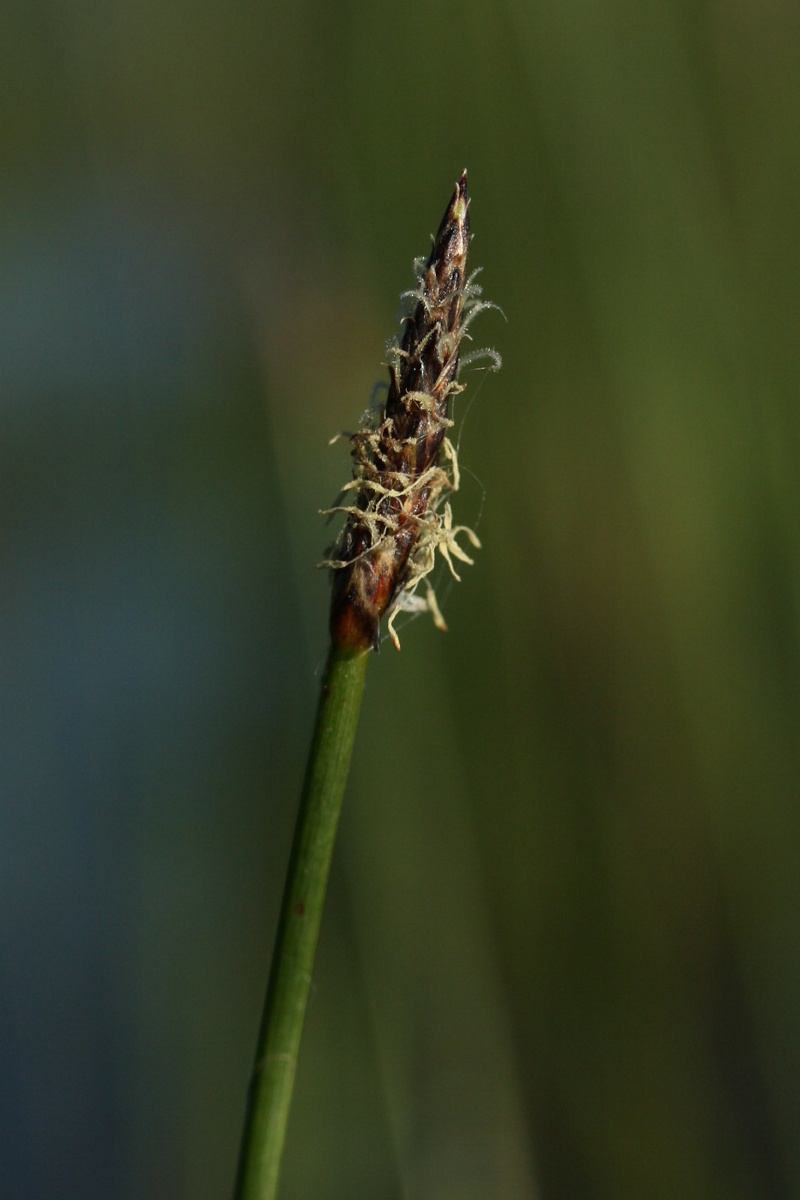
[3,1,800,1197]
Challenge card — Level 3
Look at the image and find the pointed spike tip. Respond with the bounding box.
[453,170,469,223]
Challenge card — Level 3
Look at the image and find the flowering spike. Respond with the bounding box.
[323,171,497,651]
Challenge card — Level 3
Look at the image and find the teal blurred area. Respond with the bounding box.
[3,1,800,1197]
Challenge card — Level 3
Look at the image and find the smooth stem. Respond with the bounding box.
[233,641,370,1200]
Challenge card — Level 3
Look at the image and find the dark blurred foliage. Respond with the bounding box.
[2,1,800,1197]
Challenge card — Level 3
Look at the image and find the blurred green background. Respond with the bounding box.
[3,1,800,1197]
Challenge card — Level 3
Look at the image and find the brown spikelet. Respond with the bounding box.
[321,171,499,651]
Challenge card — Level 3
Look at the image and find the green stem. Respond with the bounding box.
[233,641,370,1200]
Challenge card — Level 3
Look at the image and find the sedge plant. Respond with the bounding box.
[233,170,499,1200]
